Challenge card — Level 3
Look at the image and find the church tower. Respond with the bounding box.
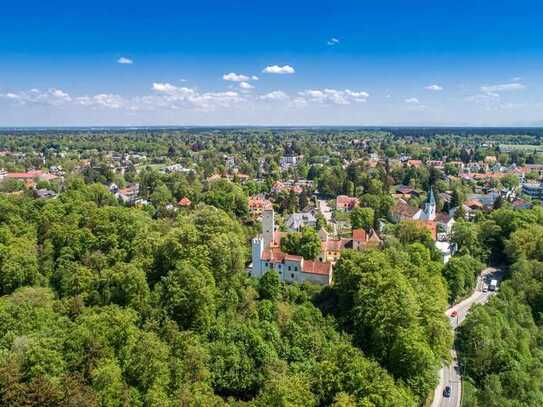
[262,207,275,248]
[424,187,436,221]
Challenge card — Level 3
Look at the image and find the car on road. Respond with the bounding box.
[483,284,488,292]
[443,386,451,398]
[489,279,498,291]
[450,310,458,317]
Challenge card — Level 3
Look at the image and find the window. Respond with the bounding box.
[288,266,291,271]
[294,266,298,271]
[291,273,294,278]
[265,262,268,267]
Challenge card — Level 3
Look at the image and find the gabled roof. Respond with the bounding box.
[177,197,192,206]
[391,199,418,219]
[367,229,383,243]
[352,228,367,241]
[336,195,359,208]
[302,260,332,276]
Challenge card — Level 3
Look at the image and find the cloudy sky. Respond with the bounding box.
[1,0,543,126]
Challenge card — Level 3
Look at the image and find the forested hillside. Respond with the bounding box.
[457,215,543,406]
[0,181,439,406]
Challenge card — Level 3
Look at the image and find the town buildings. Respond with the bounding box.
[251,208,333,285]
[250,207,384,285]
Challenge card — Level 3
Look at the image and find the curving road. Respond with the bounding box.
[431,267,504,407]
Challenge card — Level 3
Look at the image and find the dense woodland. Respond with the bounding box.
[0,182,450,406]
[457,219,543,406]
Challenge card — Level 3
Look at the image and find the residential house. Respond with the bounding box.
[336,195,359,211]
[177,197,192,207]
[116,184,140,205]
[285,211,317,232]
[390,198,419,222]
[248,195,273,219]
[279,155,303,170]
[317,228,383,263]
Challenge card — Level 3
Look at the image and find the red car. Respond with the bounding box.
[450,310,458,317]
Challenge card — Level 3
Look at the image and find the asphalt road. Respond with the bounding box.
[431,267,504,407]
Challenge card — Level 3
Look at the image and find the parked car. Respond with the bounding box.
[450,310,458,317]
[443,386,451,398]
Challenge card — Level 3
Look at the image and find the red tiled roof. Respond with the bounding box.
[464,199,484,209]
[248,196,272,210]
[302,260,332,275]
[119,187,138,195]
[352,228,367,241]
[177,197,192,206]
[261,247,287,262]
[336,195,359,209]
[6,170,43,179]
[391,199,418,219]
[272,231,284,247]
[324,239,348,251]
[38,173,58,181]
[407,160,423,167]
[284,253,303,261]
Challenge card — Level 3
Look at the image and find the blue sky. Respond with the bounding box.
[1,0,543,126]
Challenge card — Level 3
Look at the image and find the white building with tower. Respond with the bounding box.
[250,208,333,285]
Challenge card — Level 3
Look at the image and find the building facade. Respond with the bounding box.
[251,208,333,285]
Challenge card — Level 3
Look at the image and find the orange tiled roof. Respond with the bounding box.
[336,195,359,209]
[177,197,192,206]
[6,170,43,179]
[352,228,367,241]
[302,260,332,275]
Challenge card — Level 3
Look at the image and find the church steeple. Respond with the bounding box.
[424,186,436,220]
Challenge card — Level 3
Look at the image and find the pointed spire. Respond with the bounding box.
[428,186,436,205]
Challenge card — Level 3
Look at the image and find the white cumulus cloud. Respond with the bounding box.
[117,57,133,64]
[239,82,254,90]
[262,65,295,74]
[76,94,125,109]
[223,72,250,82]
[299,88,369,104]
[425,84,443,91]
[327,38,340,46]
[405,97,420,104]
[260,90,289,101]
[1,88,72,105]
[151,82,244,110]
